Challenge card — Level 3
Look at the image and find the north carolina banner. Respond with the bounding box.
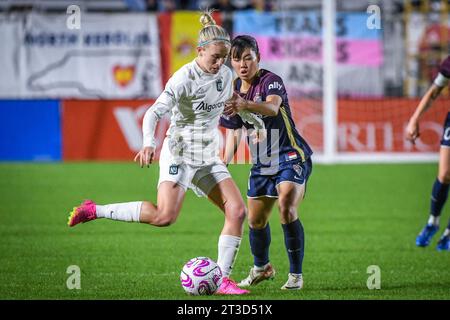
[0,13,162,99]
[233,10,384,97]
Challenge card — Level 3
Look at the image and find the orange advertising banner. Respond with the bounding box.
[62,99,168,160]
[292,98,449,154]
[62,98,449,161]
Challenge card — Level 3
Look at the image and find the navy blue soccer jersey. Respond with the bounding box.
[220,69,313,169]
[439,55,450,78]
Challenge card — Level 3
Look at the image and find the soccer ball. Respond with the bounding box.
[180,257,223,295]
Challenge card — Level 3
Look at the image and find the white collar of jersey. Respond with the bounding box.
[193,59,218,78]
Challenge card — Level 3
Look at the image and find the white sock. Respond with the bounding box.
[217,235,241,278]
[95,201,142,222]
[427,215,440,227]
[254,262,270,271]
[444,228,450,237]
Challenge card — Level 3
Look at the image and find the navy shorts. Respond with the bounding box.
[440,112,450,147]
[247,158,313,198]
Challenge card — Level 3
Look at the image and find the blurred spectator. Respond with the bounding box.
[210,0,238,11]
[124,0,147,11]
[250,0,272,11]
[179,0,200,10]
[146,0,158,11]
[159,0,177,11]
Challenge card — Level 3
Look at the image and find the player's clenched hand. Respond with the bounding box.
[249,128,267,144]
[224,91,248,116]
[134,147,155,168]
[405,118,420,144]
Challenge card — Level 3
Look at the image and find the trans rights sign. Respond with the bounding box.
[233,10,384,97]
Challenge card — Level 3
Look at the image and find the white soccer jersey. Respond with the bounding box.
[143,59,264,166]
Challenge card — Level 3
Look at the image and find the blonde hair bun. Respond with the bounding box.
[199,10,216,28]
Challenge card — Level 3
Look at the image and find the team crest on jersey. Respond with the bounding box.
[169,165,179,175]
[293,163,303,177]
[216,79,223,92]
[254,93,262,103]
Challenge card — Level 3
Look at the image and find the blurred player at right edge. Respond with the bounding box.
[405,55,450,251]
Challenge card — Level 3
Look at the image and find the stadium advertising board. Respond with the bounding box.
[0,100,61,161]
[294,99,448,154]
[62,99,169,160]
[0,13,162,99]
[62,98,448,162]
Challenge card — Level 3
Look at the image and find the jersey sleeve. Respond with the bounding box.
[434,56,450,87]
[142,71,189,148]
[263,73,285,98]
[153,71,189,115]
[238,110,265,130]
[219,114,244,129]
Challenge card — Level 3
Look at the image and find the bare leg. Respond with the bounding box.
[247,197,276,229]
[437,146,450,184]
[207,177,247,236]
[139,181,186,227]
[207,177,247,281]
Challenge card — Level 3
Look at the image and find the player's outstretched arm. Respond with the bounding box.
[223,128,242,166]
[134,146,155,168]
[224,92,281,117]
[405,84,444,143]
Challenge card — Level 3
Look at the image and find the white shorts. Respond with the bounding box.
[158,138,231,197]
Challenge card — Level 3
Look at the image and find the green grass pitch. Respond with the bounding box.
[0,162,449,300]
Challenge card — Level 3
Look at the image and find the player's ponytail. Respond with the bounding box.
[198,9,230,47]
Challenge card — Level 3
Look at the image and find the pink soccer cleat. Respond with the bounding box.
[215,277,250,295]
[67,200,97,227]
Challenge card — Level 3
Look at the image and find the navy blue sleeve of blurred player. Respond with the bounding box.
[219,114,244,129]
[439,56,450,78]
[263,73,285,98]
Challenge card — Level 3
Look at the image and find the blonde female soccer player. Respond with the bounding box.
[406,55,450,251]
[68,11,264,294]
[220,35,313,289]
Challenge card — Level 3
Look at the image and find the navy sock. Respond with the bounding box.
[249,224,271,267]
[282,219,304,274]
[430,178,450,217]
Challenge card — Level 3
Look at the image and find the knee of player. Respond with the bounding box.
[155,209,179,226]
[248,217,268,230]
[278,201,298,220]
[226,201,247,222]
[438,172,450,184]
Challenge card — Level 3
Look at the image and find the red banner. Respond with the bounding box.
[62,98,449,161]
[62,100,169,160]
[293,98,449,153]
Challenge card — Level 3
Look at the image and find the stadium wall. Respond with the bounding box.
[1,98,446,162]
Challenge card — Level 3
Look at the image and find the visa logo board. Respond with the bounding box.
[233,11,384,97]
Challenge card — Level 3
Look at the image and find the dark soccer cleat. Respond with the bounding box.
[415,224,439,247]
[436,235,450,251]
